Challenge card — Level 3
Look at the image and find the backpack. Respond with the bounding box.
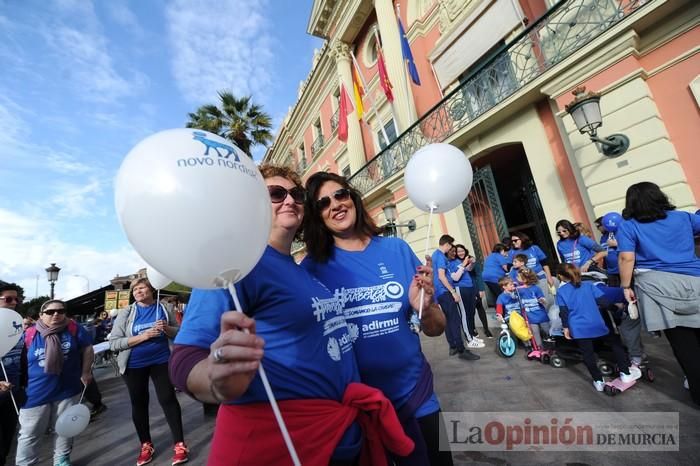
[24,320,79,348]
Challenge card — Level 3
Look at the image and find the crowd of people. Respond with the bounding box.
[1,173,699,465]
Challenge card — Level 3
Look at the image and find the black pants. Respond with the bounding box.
[576,334,630,381]
[122,363,184,444]
[474,294,490,334]
[0,396,18,466]
[83,378,103,408]
[437,292,464,351]
[455,286,476,338]
[664,326,700,406]
[485,282,501,305]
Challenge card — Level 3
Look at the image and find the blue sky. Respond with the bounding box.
[0,0,322,299]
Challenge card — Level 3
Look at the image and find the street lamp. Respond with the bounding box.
[45,263,61,299]
[73,275,90,293]
[565,86,630,158]
[382,201,416,237]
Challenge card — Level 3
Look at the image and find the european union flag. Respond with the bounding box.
[398,17,421,85]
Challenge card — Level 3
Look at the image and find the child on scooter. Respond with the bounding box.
[495,277,532,350]
[516,268,551,349]
[556,264,641,391]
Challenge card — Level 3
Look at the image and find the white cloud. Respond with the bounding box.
[50,178,105,218]
[0,207,144,300]
[165,0,275,105]
[104,2,143,38]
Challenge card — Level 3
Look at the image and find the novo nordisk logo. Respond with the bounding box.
[176,131,256,178]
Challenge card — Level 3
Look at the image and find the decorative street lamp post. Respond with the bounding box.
[565,86,630,158]
[46,263,61,299]
[382,201,416,237]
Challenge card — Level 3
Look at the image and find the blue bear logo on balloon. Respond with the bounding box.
[192,131,240,162]
[11,321,22,333]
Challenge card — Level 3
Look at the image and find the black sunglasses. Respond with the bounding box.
[268,185,305,204]
[316,188,351,211]
[43,308,66,316]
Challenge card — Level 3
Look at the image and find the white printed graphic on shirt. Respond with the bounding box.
[331,281,406,340]
[310,291,353,360]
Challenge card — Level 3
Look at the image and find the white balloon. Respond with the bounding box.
[147,266,172,290]
[55,403,90,438]
[404,143,473,213]
[0,310,23,358]
[115,129,271,289]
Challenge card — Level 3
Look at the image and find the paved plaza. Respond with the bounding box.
[20,312,700,466]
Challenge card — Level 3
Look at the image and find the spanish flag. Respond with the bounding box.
[352,65,365,121]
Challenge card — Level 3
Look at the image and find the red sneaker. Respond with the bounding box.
[172,442,189,465]
[136,442,154,466]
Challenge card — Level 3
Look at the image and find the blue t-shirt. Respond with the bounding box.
[555,282,608,339]
[557,236,600,267]
[482,253,509,283]
[508,266,523,285]
[303,236,439,418]
[25,324,92,408]
[510,246,547,278]
[496,292,521,318]
[448,259,473,287]
[128,303,171,369]
[616,210,700,277]
[517,285,549,324]
[431,249,450,297]
[600,232,619,275]
[176,246,361,458]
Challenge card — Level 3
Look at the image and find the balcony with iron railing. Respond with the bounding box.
[311,133,325,157]
[330,107,339,132]
[348,0,649,195]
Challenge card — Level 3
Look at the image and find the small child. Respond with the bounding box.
[555,264,641,392]
[495,276,521,321]
[516,268,551,350]
[509,254,527,285]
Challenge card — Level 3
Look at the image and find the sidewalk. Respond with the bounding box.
[23,314,700,465]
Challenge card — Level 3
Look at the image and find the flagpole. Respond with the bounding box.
[350,50,390,148]
[395,4,417,123]
[372,28,401,135]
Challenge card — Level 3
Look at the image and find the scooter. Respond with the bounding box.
[495,320,517,358]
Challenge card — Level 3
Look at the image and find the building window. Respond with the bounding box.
[377,118,398,150]
[363,25,379,67]
[311,118,324,157]
[331,88,341,132]
[342,165,351,178]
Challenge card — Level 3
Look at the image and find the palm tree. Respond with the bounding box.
[186,91,273,157]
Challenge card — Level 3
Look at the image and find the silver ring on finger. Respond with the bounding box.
[212,347,225,363]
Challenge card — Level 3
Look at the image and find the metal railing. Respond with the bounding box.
[330,107,339,132]
[349,0,649,194]
[311,133,325,157]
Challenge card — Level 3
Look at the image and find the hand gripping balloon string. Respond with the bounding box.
[78,359,95,405]
[418,205,436,320]
[227,282,302,466]
[0,360,19,416]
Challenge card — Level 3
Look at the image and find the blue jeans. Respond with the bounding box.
[437,292,464,351]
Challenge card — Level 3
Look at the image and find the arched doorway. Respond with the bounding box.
[462,143,556,263]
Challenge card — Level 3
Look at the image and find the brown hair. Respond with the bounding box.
[258,164,303,189]
[498,276,514,288]
[517,268,539,286]
[557,263,582,287]
[130,277,156,295]
[513,253,528,264]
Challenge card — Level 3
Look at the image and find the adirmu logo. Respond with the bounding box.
[362,317,399,332]
[176,131,257,178]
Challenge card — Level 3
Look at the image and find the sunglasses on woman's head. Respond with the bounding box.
[316,188,351,211]
[43,308,66,316]
[267,185,305,204]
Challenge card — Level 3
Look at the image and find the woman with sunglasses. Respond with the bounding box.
[109,277,188,466]
[555,220,605,273]
[0,282,23,466]
[301,171,451,466]
[15,300,94,466]
[508,232,555,303]
[169,164,413,465]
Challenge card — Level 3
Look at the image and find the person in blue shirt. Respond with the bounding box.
[617,181,700,406]
[109,278,188,466]
[302,171,453,466]
[515,269,550,350]
[448,245,485,348]
[494,277,521,321]
[594,217,621,286]
[15,299,94,466]
[555,264,640,392]
[555,220,605,272]
[509,254,527,285]
[460,245,493,338]
[509,231,555,300]
[0,282,23,466]
[482,243,510,303]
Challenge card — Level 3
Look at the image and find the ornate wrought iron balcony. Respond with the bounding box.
[311,134,325,157]
[330,107,339,132]
[349,0,649,194]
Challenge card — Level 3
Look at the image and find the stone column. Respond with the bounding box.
[332,40,367,173]
[374,0,417,132]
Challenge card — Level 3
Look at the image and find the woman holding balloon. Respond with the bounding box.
[169,165,413,466]
[301,171,452,466]
[109,278,188,466]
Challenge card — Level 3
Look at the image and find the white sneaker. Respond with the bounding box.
[620,366,642,384]
[472,337,484,344]
[467,339,485,349]
[593,380,605,392]
[683,377,689,390]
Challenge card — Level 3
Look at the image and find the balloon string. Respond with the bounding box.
[0,360,19,416]
[227,282,301,466]
[78,359,95,405]
[418,206,436,320]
